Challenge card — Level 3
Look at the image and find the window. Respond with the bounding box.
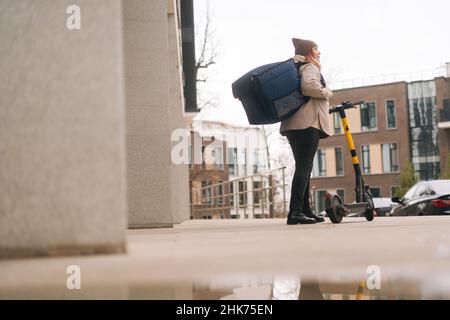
[227,147,238,175]
[314,190,327,213]
[441,99,450,122]
[337,189,345,202]
[369,187,381,198]
[334,113,342,134]
[360,102,377,132]
[313,149,326,177]
[201,181,212,204]
[386,100,397,129]
[253,149,266,173]
[253,149,267,174]
[229,182,235,206]
[215,145,224,170]
[253,181,262,208]
[407,83,440,180]
[390,186,400,197]
[361,145,371,174]
[239,148,247,176]
[217,181,223,205]
[253,149,259,174]
[335,147,344,176]
[238,181,247,206]
[382,143,399,172]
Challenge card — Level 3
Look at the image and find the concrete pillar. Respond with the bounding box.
[0,0,127,258]
[168,1,190,224]
[123,0,189,228]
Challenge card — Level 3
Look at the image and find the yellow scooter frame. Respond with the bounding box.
[325,101,376,223]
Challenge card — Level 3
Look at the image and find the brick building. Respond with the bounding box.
[189,131,230,219]
[311,72,450,213]
[188,120,271,219]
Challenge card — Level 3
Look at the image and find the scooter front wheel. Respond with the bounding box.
[325,193,344,224]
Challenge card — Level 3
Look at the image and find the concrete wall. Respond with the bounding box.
[168,2,190,224]
[0,0,127,258]
[123,0,189,228]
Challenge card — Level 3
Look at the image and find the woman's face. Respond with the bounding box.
[310,47,321,60]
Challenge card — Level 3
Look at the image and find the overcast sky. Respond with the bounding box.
[193,0,450,126]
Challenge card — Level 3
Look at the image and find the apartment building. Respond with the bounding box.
[311,73,450,213]
[433,77,450,175]
[189,120,271,219]
[189,131,230,219]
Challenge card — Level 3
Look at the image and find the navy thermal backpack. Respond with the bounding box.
[231,59,310,125]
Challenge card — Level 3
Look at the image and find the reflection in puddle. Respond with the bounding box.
[1,275,450,299]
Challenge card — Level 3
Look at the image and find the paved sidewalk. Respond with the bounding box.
[1,217,450,299]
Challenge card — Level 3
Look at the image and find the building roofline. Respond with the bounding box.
[331,80,408,92]
[332,75,450,92]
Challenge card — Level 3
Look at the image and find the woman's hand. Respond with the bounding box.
[321,87,333,100]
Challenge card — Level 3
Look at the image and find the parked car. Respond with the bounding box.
[346,197,396,217]
[390,180,450,216]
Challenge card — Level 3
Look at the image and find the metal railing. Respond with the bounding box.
[190,167,288,219]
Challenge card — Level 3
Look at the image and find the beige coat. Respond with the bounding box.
[279,55,333,138]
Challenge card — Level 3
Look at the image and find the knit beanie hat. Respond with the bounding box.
[292,38,317,56]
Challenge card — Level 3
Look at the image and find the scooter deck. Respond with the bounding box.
[344,202,369,214]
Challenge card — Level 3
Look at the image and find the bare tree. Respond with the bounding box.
[194,2,219,111]
[195,2,217,83]
[259,123,294,170]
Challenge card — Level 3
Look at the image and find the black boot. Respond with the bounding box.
[287,211,316,225]
[303,209,325,223]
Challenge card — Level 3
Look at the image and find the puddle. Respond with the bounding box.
[2,274,450,299]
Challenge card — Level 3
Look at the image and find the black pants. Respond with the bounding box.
[285,127,321,214]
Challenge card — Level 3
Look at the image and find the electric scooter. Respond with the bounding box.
[325,101,376,223]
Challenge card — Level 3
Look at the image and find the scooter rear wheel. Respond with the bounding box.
[364,192,375,221]
[325,194,344,224]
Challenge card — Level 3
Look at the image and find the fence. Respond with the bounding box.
[190,167,288,219]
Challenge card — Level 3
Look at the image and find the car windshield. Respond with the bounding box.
[403,184,419,201]
[430,180,450,194]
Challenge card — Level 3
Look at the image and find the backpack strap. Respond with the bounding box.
[320,74,326,87]
[294,61,307,71]
[295,61,327,87]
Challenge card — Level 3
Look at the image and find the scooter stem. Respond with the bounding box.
[339,109,365,203]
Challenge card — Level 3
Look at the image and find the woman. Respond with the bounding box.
[280,38,333,225]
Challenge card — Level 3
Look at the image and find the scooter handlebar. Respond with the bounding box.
[329,101,365,114]
[351,101,365,107]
